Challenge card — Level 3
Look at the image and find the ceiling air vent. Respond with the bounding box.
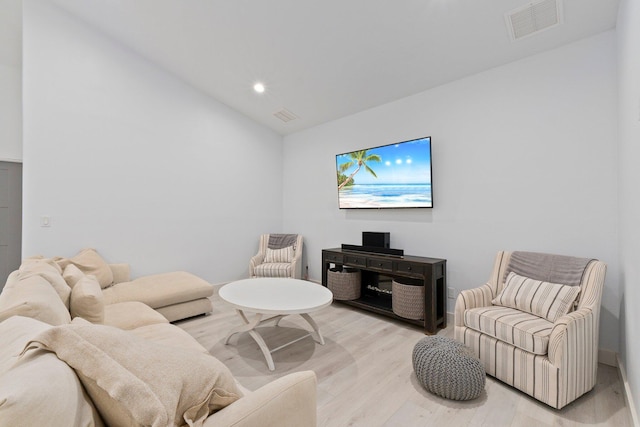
[505,0,563,41]
[273,108,298,123]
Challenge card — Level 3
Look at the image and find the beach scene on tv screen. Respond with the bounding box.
[336,137,432,209]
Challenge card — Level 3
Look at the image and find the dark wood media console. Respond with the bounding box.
[321,248,447,334]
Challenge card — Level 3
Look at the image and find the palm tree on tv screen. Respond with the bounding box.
[337,150,381,190]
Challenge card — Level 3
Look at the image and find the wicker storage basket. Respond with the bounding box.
[392,280,424,320]
[327,269,361,300]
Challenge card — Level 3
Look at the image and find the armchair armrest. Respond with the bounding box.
[108,263,131,284]
[454,283,495,327]
[290,251,303,279]
[548,308,594,368]
[204,371,317,427]
[249,254,264,277]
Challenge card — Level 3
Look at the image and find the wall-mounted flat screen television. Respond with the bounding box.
[335,136,432,209]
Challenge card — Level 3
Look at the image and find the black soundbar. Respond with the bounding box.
[341,244,404,257]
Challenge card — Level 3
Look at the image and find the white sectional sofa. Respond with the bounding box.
[0,251,317,427]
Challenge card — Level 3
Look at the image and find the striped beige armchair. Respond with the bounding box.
[454,251,607,409]
[249,234,304,279]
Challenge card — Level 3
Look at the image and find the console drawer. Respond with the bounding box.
[324,252,344,264]
[367,258,393,272]
[344,255,367,267]
[396,262,425,275]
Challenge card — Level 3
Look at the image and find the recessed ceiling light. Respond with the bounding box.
[253,82,265,93]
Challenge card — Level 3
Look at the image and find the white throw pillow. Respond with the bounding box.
[492,272,580,322]
[0,275,72,326]
[63,264,86,289]
[70,275,105,324]
[19,259,71,308]
[264,246,294,263]
[58,248,114,289]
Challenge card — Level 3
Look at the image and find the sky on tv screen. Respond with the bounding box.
[336,137,431,185]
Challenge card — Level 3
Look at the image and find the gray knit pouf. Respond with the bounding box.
[412,336,485,401]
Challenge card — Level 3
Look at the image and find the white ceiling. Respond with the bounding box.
[2,0,620,135]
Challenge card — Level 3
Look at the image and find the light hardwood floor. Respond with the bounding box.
[177,287,632,427]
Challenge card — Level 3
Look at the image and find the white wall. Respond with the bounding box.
[22,0,284,283]
[617,0,640,420]
[283,31,620,352]
[0,63,22,161]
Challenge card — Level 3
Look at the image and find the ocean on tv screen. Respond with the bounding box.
[338,183,432,208]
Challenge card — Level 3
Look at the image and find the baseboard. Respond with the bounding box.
[617,355,640,427]
[599,348,618,367]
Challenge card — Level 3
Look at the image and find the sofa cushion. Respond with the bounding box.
[155,298,213,323]
[127,323,209,354]
[1,270,19,293]
[103,301,169,330]
[0,275,71,326]
[19,258,71,308]
[58,248,114,289]
[264,246,294,263]
[492,272,580,322]
[70,275,105,324]
[102,271,213,308]
[464,305,554,355]
[63,264,86,288]
[19,256,62,274]
[108,263,131,284]
[0,316,101,427]
[23,319,242,427]
[0,315,51,375]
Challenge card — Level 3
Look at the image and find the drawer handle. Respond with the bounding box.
[407,266,412,271]
[378,263,383,266]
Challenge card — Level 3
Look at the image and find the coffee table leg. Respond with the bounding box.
[224,310,262,344]
[300,313,325,345]
[248,330,276,371]
[224,309,276,371]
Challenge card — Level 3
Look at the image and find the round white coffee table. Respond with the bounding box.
[219,278,333,371]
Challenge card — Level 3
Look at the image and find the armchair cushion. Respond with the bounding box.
[464,306,553,355]
[264,246,294,263]
[254,263,292,278]
[493,272,580,322]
